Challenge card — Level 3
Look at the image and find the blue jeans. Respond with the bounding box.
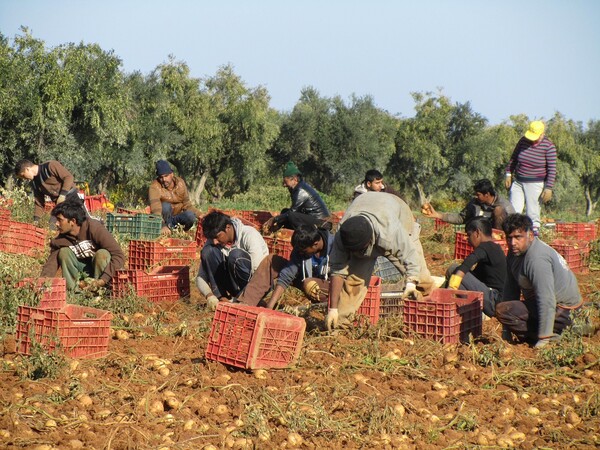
[162,202,196,231]
[199,244,253,298]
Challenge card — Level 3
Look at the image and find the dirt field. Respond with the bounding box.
[0,223,599,450]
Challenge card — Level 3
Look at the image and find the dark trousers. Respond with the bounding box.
[200,244,252,298]
[162,202,196,231]
[495,300,573,342]
[237,254,291,306]
[446,263,499,317]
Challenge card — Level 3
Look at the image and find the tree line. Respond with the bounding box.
[1,29,599,216]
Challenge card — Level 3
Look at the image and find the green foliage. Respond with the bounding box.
[17,342,67,380]
[536,329,585,368]
[1,29,600,218]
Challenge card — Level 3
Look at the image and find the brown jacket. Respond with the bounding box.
[41,219,125,283]
[32,161,76,220]
[148,176,200,218]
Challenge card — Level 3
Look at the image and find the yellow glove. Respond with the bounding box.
[326,308,339,331]
[504,174,512,190]
[448,274,463,290]
[56,194,67,204]
[540,188,552,204]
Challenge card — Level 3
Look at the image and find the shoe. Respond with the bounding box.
[501,328,513,342]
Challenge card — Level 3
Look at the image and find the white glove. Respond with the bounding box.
[206,295,219,311]
[402,282,423,301]
[535,335,560,348]
[326,308,339,331]
[56,194,67,204]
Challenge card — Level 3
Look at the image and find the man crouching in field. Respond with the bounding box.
[326,192,435,330]
[41,201,125,290]
[496,214,582,348]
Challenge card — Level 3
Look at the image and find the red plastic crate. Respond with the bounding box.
[84,194,111,213]
[549,239,590,274]
[402,288,483,344]
[555,222,596,242]
[15,304,112,359]
[0,220,47,257]
[0,207,10,221]
[128,238,197,270]
[264,236,293,260]
[15,277,67,310]
[195,222,207,248]
[206,303,306,369]
[454,229,508,260]
[112,266,190,302]
[328,276,382,325]
[379,292,403,320]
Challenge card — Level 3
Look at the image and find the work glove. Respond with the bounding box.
[206,295,219,311]
[402,282,423,301]
[535,334,560,349]
[540,188,553,204]
[504,174,512,190]
[56,194,67,204]
[326,308,339,331]
[448,274,463,290]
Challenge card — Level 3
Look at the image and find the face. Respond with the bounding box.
[158,172,174,189]
[282,176,298,189]
[367,178,385,192]
[506,228,534,256]
[474,191,494,205]
[55,214,77,235]
[298,239,323,258]
[466,229,481,248]
[18,167,35,180]
[212,224,235,247]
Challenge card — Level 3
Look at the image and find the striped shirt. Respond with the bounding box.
[505,136,557,189]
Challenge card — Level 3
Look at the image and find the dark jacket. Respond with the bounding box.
[41,219,125,283]
[286,180,330,219]
[442,195,515,229]
[277,228,334,288]
[32,161,76,220]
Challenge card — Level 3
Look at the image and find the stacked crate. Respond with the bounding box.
[106,213,162,239]
[14,277,112,359]
[550,222,595,274]
[0,220,47,257]
[113,238,195,302]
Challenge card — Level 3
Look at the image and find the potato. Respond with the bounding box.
[214,404,228,415]
[287,432,303,447]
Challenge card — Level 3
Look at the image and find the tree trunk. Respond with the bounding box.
[584,187,596,217]
[416,182,429,207]
[189,172,208,206]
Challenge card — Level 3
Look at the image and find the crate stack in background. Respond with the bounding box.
[106,212,163,240]
[454,228,508,260]
[14,277,112,359]
[0,219,47,257]
[549,222,596,274]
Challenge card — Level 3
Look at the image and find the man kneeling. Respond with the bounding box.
[41,201,125,290]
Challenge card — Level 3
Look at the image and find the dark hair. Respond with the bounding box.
[502,213,533,235]
[291,224,322,250]
[473,179,496,196]
[15,159,35,176]
[202,212,232,239]
[364,169,383,184]
[51,201,88,226]
[465,217,492,236]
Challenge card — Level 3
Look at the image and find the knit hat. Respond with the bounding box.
[283,161,301,178]
[156,160,173,176]
[524,121,545,141]
[339,216,372,251]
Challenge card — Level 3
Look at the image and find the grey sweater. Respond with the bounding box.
[503,238,581,338]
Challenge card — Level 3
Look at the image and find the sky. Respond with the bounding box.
[1,0,599,125]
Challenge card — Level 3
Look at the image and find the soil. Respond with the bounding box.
[0,226,599,450]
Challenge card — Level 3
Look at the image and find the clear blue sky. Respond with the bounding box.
[1,0,599,125]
